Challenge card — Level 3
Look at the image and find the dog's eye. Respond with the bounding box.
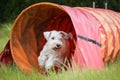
[51,37,55,40]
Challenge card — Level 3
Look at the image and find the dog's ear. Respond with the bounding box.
[43,31,51,40]
[60,31,73,39]
[60,31,68,39]
[68,33,73,39]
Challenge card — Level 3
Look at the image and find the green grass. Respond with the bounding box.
[0,61,120,80]
[0,23,12,52]
[0,23,120,80]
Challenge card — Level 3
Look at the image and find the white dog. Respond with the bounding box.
[38,30,72,72]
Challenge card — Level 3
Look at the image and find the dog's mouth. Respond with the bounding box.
[53,47,61,51]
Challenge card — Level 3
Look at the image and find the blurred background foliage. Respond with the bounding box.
[0,0,120,23]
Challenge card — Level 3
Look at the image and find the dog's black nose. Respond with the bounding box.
[56,44,61,48]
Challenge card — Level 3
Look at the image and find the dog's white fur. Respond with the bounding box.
[38,30,72,72]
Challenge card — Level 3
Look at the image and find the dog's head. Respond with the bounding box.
[44,30,72,51]
[40,30,72,72]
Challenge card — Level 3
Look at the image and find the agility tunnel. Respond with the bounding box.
[1,2,120,74]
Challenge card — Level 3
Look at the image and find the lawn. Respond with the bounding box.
[0,23,12,52]
[0,23,120,80]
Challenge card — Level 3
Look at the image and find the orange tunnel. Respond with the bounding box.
[9,2,120,73]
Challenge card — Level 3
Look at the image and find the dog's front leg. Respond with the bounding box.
[45,55,54,72]
[38,53,48,69]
